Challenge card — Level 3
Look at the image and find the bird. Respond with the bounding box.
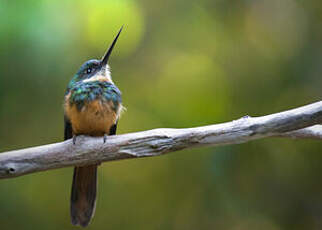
[63,27,123,227]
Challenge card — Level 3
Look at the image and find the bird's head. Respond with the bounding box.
[67,26,123,90]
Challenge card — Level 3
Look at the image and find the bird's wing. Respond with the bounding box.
[109,121,118,135]
[64,116,73,140]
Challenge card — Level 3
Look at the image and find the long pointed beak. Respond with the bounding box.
[101,26,123,66]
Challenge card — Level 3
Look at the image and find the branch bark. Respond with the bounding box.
[277,125,322,139]
[0,101,321,179]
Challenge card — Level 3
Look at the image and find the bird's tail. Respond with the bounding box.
[70,165,98,227]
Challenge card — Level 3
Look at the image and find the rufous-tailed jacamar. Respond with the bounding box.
[64,27,123,227]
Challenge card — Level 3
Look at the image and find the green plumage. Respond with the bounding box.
[68,80,122,111]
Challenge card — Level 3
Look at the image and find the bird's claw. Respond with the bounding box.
[72,135,77,145]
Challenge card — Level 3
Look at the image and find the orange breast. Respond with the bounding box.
[65,98,119,136]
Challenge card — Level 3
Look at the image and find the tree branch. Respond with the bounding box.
[0,101,321,179]
[277,125,322,139]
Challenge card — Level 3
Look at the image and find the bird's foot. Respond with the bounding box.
[72,135,77,145]
[103,134,108,143]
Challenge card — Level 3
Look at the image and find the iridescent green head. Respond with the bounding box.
[66,26,123,93]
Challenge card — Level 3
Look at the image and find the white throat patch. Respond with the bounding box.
[83,64,113,83]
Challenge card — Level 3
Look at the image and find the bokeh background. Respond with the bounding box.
[0,0,322,229]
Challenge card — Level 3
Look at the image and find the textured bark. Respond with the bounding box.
[0,101,321,179]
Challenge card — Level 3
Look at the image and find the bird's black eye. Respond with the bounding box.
[86,67,92,74]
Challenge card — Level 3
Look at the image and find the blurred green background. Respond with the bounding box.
[0,0,322,229]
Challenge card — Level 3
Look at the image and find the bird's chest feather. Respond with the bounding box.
[64,81,122,136]
[65,100,118,136]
